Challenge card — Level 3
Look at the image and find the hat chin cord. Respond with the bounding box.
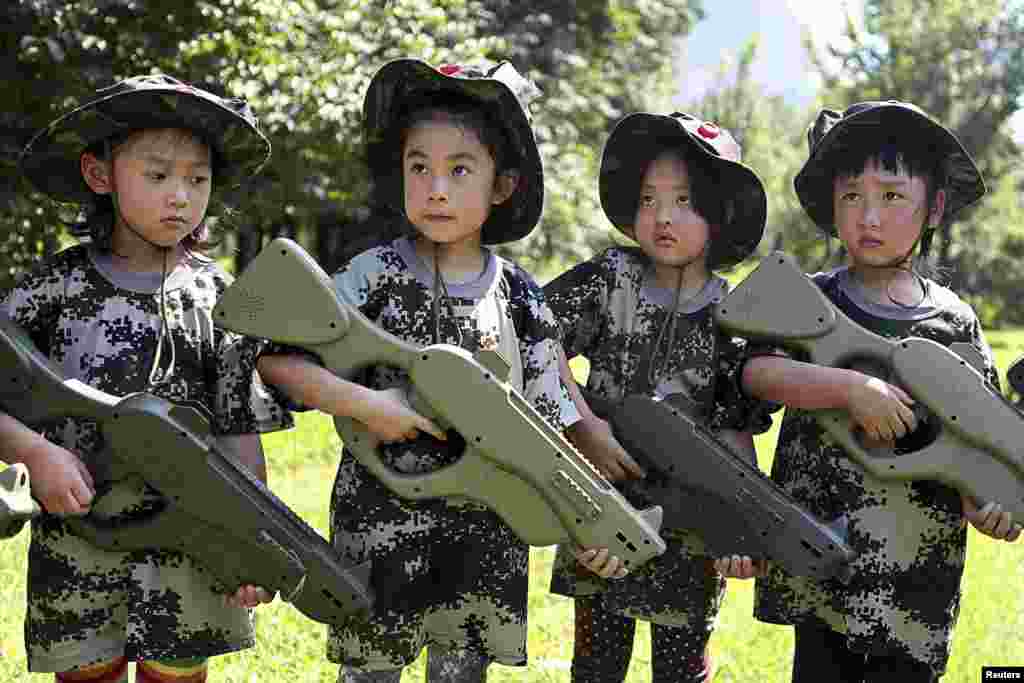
[106,146,178,389]
[851,222,933,310]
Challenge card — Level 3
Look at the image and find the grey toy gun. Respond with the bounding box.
[213,238,667,569]
[713,251,1024,517]
[0,464,39,539]
[582,389,856,582]
[0,312,373,624]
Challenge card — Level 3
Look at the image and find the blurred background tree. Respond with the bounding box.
[4,0,1024,324]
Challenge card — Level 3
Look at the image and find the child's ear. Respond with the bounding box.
[81,152,113,195]
[492,170,520,205]
[928,188,947,228]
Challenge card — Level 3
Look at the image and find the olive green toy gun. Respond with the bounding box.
[714,251,1024,517]
[0,312,373,624]
[213,238,667,569]
[0,463,39,539]
[582,390,856,582]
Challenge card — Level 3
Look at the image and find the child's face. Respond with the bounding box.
[833,157,945,268]
[84,128,213,250]
[633,152,710,270]
[402,118,515,247]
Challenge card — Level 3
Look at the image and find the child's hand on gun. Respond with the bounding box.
[568,415,645,481]
[847,375,917,443]
[224,585,275,609]
[352,387,447,444]
[575,546,629,579]
[714,555,768,579]
[961,496,1023,542]
[23,439,95,516]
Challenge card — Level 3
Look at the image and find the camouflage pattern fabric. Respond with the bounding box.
[2,243,292,673]
[752,266,998,675]
[545,247,774,627]
[292,237,577,669]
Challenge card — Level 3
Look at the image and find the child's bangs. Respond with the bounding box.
[829,127,941,185]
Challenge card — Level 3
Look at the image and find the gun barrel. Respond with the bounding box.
[592,392,857,582]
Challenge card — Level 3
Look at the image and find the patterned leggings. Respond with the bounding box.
[792,624,938,683]
[338,648,491,683]
[55,657,208,683]
[572,596,712,683]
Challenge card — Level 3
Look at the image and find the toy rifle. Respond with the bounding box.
[0,463,39,539]
[714,251,1024,517]
[0,312,373,624]
[581,389,856,582]
[213,238,667,568]
[1008,355,1024,410]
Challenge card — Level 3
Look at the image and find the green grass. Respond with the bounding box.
[4,334,1024,681]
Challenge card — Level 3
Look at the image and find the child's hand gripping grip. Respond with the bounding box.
[215,238,667,568]
[714,251,1024,517]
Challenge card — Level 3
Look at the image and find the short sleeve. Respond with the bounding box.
[507,265,580,432]
[708,331,779,435]
[543,252,612,359]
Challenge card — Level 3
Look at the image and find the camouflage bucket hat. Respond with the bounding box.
[600,112,768,269]
[20,74,270,204]
[363,59,543,245]
[794,100,986,235]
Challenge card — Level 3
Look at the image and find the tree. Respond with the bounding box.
[1,1,705,285]
[805,0,1024,324]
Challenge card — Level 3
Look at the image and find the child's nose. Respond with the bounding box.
[429,176,449,201]
[861,200,882,227]
[656,203,675,225]
[168,180,190,207]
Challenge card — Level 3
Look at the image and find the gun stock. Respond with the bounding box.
[583,390,856,582]
[714,252,1024,517]
[0,312,373,625]
[214,238,666,568]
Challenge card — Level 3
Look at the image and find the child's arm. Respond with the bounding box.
[217,432,277,607]
[559,347,645,481]
[709,428,769,579]
[0,411,94,515]
[742,354,918,442]
[257,354,445,442]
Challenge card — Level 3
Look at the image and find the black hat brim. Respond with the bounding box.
[20,84,269,203]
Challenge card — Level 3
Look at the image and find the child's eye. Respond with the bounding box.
[408,162,428,175]
[676,194,690,206]
[639,195,655,208]
[840,191,860,202]
[883,191,904,201]
[147,172,166,181]
[191,175,209,186]
[452,165,470,177]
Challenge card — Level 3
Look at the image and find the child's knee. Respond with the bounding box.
[136,657,208,682]
[55,657,129,683]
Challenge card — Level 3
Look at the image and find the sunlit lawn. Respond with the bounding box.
[3,332,1024,681]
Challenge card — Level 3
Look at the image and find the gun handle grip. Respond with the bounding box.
[335,416,569,546]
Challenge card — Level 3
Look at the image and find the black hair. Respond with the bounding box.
[71,128,225,253]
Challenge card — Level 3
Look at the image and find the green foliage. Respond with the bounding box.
[804,0,1024,322]
[1,1,705,283]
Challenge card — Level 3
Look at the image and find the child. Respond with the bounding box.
[744,101,1020,683]
[1,75,293,682]
[546,112,775,683]
[256,59,606,683]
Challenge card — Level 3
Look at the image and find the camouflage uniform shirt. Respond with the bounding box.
[2,244,292,673]
[752,266,997,674]
[546,247,774,627]
[312,237,578,669]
